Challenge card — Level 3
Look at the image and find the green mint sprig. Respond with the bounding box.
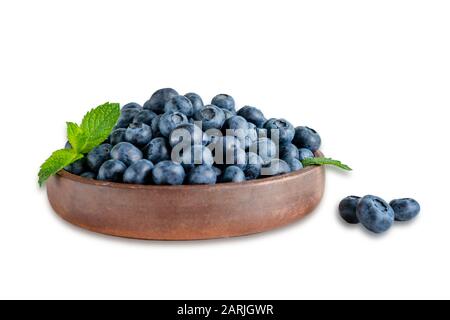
[301,157,352,171]
[38,102,120,186]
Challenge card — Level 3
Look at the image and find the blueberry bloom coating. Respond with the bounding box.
[144,88,179,114]
[193,105,226,131]
[86,143,112,172]
[211,94,235,112]
[187,165,217,185]
[109,128,127,145]
[159,112,189,137]
[264,118,295,145]
[339,196,361,224]
[152,160,185,185]
[164,95,194,117]
[143,137,171,164]
[222,166,246,183]
[184,92,204,115]
[125,123,153,147]
[237,106,266,128]
[293,126,321,152]
[133,109,157,126]
[390,198,421,221]
[97,159,127,182]
[123,159,154,185]
[356,195,395,234]
[110,142,143,166]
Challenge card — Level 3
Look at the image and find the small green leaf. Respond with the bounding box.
[301,157,352,171]
[66,122,83,152]
[38,149,84,186]
[78,102,120,153]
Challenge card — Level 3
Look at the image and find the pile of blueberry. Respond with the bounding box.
[64,88,322,185]
[339,196,420,234]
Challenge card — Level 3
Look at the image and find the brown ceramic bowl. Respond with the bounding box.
[47,152,325,240]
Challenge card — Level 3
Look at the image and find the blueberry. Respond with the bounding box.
[237,106,266,128]
[389,198,421,222]
[158,112,188,137]
[250,138,277,165]
[262,159,291,176]
[86,143,112,172]
[125,122,153,147]
[133,109,157,126]
[123,159,154,185]
[116,108,140,128]
[121,102,142,111]
[244,152,264,180]
[80,172,96,179]
[184,92,204,115]
[211,94,235,112]
[164,95,194,117]
[222,115,248,134]
[64,158,87,175]
[109,128,127,145]
[176,145,214,170]
[193,105,226,131]
[293,126,321,152]
[143,88,179,114]
[110,142,143,166]
[224,147,247,169]
[212,136,242,165]
[284,157,303,172]
[339,196,361,224]
[244,123,258,150]
[143,137,170,163]
[187,165,217,185]
[222,166,246,183]
[298,148,315,161]
[97,159,127,182]
[356,195,395,234]
[151,114,162,137]
[279,143,299,160]
[264,118,295,145]
[223,109,236,119]
[169,123,203,147]
[152,160,185,185]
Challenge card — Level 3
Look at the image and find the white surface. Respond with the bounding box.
[0,0,449,300]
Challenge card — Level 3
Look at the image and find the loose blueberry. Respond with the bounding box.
[121,102,142,111]
[279,143,299,160]
[97,159,127,182]
[262,159,291,176]
[187,165,217,185]
[339,196,361,224]
[116,108,141,128]
[123,159,154,185]
[250,138,277,165]
[298,148,315,161]
[110,142,143,166]
[237,106,266,128]
[356,195,395,234]
[184,92,204,115]
[264,118,295,145]
[86,143,112,172]
[133,109,157,126]
[244,152,264,180]
[143,137,170,164]
[80,172,96,179]
[109,128,127,145]
[390,198,421,222]
[64,158,87,175]
[193,105,226,131]
[169,123,203,147]
[164,95,194,117]
[159,112,188,137]
[143,88,179,114]
[211,94,235,112]
[152,160,185,185]
[293,126,321,152]
[284,157,303,172]
[222,166,246,183]
[125,122,153,147]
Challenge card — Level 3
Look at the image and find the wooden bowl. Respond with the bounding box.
[47,152,325,240]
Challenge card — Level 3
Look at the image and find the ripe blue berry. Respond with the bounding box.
[339,196,361,224]
[184,92,204,115]
[244,152,264,180]
[284,157,303,172]
[262,159,291,176]
[250,138,277,165]
[123,159,154,185]
[356,195,395,234]
[264,118,295,145]
[109,128,127,145]
[121,102,142,111]
[152,160,185,185]
[298,148,315,161]
[133,109,157,126]
[159,112,188,137]
[390,198,420,221]
[164,95,194,117]
[143,137,171,164]
[86,143,112,172]
[116,108,140,128]
[293,126,321,152]
[187,165,217,185]
[110,142,143,166]
[169,123,203,147]
[144,88,179,114]
[279,143,299,160]
[97,160,127,182]
[237,106,266,128]
[193,105,226,131]
[211,94,235,112]
[125,122,153,147]
[222,166,246,183]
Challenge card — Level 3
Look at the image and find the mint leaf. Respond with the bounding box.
[78,102,120,153]
[38,149,84,186]
[66,122,84,152]
[301,157,352,171]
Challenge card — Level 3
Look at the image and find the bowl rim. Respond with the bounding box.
[57,151,324,191]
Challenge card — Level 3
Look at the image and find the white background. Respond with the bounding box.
[0,0,449,300]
